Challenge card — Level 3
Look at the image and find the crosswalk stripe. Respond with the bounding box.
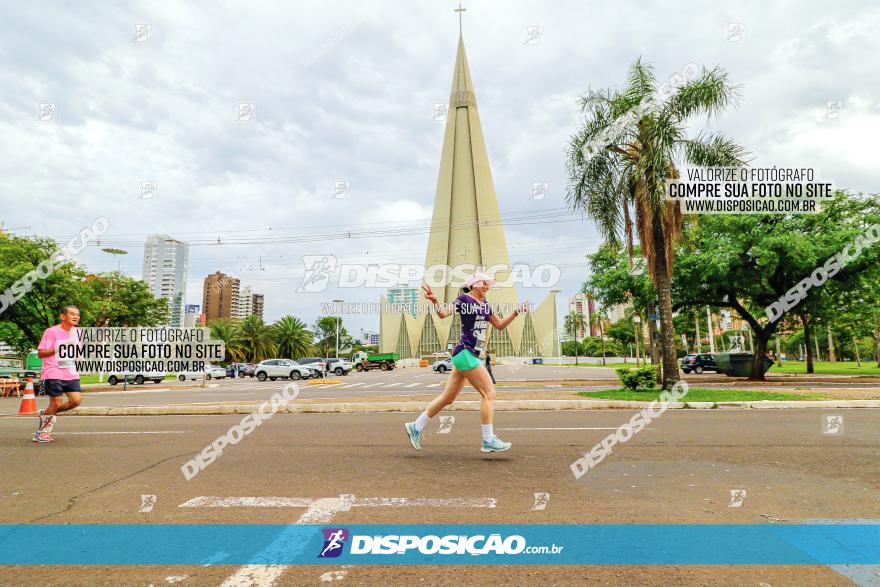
[403,383,420,388]
[384,383,402,388]
[340,383,366,388]
[427,383,442,388]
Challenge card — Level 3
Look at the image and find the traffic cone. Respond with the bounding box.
[18,378,37,416]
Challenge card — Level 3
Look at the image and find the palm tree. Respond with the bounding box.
[272,315,313,359]
[563,311,586,365]
[208,318,245,363]
[236,315,277,362]
[566,58,747,388]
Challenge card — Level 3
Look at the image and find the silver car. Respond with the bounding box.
[255,359,319,381]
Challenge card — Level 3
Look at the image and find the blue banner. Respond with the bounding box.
[1,524,877,565]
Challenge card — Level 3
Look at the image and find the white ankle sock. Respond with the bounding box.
[481,424,494,442]
[414,411,431,432]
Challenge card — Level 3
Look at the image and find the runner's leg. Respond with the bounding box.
[462,364,511,451]
[460,364,495,426]
[405,367,467,450]
[424,367,466,418]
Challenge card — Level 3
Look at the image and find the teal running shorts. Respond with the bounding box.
[451,349,482,371]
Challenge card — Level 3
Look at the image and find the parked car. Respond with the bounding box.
[679,353,719,374]
[177,365,227,381]
[325,358,352,376]
[226,363,256,378]
[297,357,328,375]
[432,359,452,373]
[107,371,166,385]
[254,359,320,381]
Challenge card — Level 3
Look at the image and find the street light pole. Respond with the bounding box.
[550,289,562,365]
[333,299,344,358]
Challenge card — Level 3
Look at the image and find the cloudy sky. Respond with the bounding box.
[1,1,877,336]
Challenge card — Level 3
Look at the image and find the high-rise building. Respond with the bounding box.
[379,33,557,358]
[360,330,380,346]
[568,292,593,339]
[202,272,240,321]
[142,235,189,327]
[184,304,203,327]
[236,286,253,319]
[605,302,631,324]
[251,293,264,320]
[386,287,419,317]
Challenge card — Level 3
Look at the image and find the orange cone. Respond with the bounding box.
[18,378,37,416]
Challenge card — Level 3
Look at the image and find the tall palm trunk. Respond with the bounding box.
[652,221,679,389]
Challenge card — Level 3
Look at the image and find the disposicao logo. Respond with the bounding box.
[318,528,349,558]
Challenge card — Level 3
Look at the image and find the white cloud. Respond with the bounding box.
[1,0,876,334]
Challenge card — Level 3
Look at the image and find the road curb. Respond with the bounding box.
[63,398,880,416]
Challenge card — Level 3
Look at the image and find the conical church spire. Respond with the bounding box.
[379,32,558,359]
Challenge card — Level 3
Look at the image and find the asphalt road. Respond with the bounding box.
[4,364,876,414]
[1,408,878,585]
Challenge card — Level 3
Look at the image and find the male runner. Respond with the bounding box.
[34,305,82,443]
[405,273,525,453]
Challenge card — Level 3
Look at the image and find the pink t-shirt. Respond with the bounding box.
[38,325,80,381]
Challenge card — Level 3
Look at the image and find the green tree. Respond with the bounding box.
[672,193,880,379]
[606,318,635,347]
[272,315,313,359]
[84,272,170,326]
[313,316,349,357]
[235,315,276,362]
[563,311,586,364]
[567,59,747,388]
[0,233,91,347]
[208,318,245,363]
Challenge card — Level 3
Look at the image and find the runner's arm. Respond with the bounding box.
[37,330,55,358]
[489,308,521,331]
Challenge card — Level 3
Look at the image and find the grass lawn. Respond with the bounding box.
[578,388,822,402]
[538,362,636,368]
[767,361,880,376]
[79,374,178,384]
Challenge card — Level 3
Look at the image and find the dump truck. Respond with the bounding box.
[0,355,40,392]
[351,351,398,372]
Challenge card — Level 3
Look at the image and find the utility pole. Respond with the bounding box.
[694,312,701,354]
[333,299,344,358]
[633,314,642,366]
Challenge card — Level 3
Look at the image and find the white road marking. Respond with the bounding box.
[427,383,442,388]
[180,496,497,510]
[353,497,495,508]
[220,497,342,587]
[179,496,313,508]
[208,495,496,586]
[316,383,343,388]
[403,383,420,388]
[497,427,650,431]
[340,383,367,388]
[319,566,352,582]
[383,383,403,388]
[53,431,186,435]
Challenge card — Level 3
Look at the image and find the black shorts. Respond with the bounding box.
[42,379,81,397]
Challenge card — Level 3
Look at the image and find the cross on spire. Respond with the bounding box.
[454,3,466,35]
